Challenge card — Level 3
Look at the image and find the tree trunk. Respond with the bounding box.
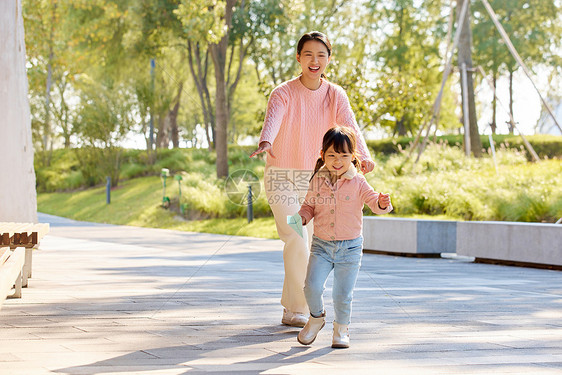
[55,79,72,148]
[0,0,38,222]
[395,116,407,136]
[156,115,169,149]
[44,59,53,155]
[457,0,482,157]
[41,1,57,166]
[187,41,214,150]
[211,43,229,178]
[209,0,236,179]
[170,82,183,148]
[226,35,252,116]
[491,72,497,134]
[508,68,515,134]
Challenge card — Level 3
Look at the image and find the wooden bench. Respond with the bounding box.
[0,246,25,310]
[0,222,50,287]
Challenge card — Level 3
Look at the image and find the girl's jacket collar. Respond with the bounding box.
[317,164,357,182]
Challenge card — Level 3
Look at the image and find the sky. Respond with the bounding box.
[477,68,558,135]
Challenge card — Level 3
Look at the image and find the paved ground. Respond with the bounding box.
[1,213,561,375]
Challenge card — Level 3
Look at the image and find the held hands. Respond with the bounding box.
[378,193,391,209]
[250,141,276,158]
[361,159,375,174]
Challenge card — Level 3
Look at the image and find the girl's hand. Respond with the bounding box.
[361,159,375,174]
[250,141,276,158]
[378,193,391,209]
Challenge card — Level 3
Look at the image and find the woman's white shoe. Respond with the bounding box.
[297,312,326,345]
[331,322,350,348]
[282,309,308,327]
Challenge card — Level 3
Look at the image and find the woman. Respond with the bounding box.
[250,31,374,327]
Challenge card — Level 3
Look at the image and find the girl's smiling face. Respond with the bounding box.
[322,144,352,179]
[297,40,331,87]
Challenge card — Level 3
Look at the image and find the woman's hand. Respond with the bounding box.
[250,141,276,158]
[361,159,375,174]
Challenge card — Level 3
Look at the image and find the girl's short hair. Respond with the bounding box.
[322,126,357,156]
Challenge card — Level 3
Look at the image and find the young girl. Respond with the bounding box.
[297,126,392,348]
[250,31,375,328]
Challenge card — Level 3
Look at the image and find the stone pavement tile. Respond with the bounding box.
[441,364,562,375]
[12,350,188,371]
[2,214,561,375]
[52,367,192,375]
[375,342,509,353]
[418,364,562,375]
[0,353,24,361]
[263,359,457,375]
[0,364,55,375]
[445,351,562,365]
[0,340,72,353]
[186,362,332,373]
[539,362,562,370]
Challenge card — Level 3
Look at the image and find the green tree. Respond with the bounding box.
[24,0,77,164]
[73,78,134,187]
[370,0,456,137]
[176,0,286,178]
[66,0,190,154]
[249,0,379,131]
[472,0,561,133]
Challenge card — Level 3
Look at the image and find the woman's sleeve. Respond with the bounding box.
[335,87,373,162]
[258,88,287,146]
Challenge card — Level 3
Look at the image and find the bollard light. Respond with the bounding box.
[175,174,184,215]
[106,176,111,204]
[161,168,170,208]
[247,184,254,223]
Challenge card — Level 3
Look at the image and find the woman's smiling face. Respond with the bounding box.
[297,40,331,84]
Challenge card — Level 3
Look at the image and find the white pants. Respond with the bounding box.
[265,166,314,314]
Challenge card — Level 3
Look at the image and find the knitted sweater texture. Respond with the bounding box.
[258,77,372,170]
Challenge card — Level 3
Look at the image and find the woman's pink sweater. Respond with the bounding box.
[258,77,372,170]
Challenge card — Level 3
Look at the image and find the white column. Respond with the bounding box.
[0,0,38,223]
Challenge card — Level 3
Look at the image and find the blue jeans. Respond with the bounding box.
[303,235,363,325]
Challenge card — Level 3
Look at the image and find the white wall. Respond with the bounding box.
[0,0,38,223]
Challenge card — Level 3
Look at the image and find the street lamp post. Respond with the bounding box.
[149,58,155,150]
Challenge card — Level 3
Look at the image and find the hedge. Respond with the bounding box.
[367,134,562,160]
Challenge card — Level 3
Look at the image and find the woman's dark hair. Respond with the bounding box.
[311,126,360,180]
[297,31,332,57]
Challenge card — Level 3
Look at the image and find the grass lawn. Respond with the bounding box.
[38,176,279,239]
[38,175,465,240]
[37,144,562,231]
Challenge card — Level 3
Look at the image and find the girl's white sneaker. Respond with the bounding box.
[332,322,350,348]
[297,312,326,345]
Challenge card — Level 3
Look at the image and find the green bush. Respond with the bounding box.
[35,143,561,223]
[177,172,271,220]
[367,134,562,160]
[365,142,562,222]
[120,163,147,180]
[35,149,85,192]
[154,150,190,173]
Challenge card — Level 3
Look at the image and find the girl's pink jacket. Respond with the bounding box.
[298,166,392,241]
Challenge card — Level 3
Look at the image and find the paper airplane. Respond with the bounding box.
[287,213,303,238]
